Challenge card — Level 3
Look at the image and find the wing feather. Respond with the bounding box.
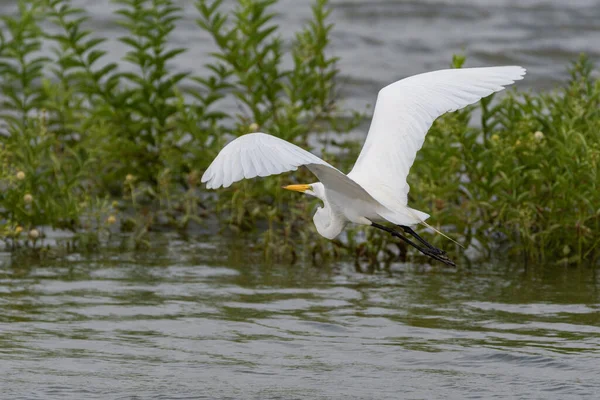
[240,149,254,179]
[203,132,336,189]
[202,132,383,210]
[348,66,526,207]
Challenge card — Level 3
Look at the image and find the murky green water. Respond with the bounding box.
[1,234,599,399]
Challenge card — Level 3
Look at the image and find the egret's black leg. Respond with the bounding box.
[399,225,445,256]
[370,222,456,267]
[371,223,423,250]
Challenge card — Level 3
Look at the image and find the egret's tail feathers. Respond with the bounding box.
[420,221,465,249]
[409,208,430,222]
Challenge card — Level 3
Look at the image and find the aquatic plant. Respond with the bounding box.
[196,0,360,232]
[410,54,600,265]
[0,0,598,266]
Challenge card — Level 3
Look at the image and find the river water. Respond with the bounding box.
[1,234,599,399]
[2,0,600,109]
[2,0,600,399]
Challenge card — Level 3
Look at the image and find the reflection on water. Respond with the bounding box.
[1,234,599,399]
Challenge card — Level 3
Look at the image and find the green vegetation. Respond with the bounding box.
[410,54,600,265]
[0,0,598,266]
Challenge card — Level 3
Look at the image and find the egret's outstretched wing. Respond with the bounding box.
[201,133,377,202]
[202,133,328,189]
[348,66,526,206]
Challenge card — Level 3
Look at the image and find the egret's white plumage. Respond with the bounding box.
[202,66,526,244]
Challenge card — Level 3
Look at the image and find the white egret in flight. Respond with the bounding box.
[202,66,526,266]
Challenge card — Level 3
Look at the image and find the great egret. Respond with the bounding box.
[202,66,526,266]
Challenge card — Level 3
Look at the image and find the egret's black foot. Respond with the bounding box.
[423,247,456,267]
[429,247,447,257]
[371,222,456,267]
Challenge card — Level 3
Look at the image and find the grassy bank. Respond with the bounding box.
[0,0,598,266]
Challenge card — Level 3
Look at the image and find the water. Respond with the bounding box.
[2,0,600,111]
[2,1,600,398]
[1,234,599,399]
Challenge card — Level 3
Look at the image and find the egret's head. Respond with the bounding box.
[283,182,342,239]
[282,182,324,200]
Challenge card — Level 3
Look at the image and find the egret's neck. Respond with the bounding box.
[311,184,347,240]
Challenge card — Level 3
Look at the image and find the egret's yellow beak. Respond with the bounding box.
[282,184,310,193]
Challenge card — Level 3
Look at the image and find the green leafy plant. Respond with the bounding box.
[196,0,360,238]
[0,0,48,129]
[410,54,600,265]
[0,111,114,250]
[0,0,598,267]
